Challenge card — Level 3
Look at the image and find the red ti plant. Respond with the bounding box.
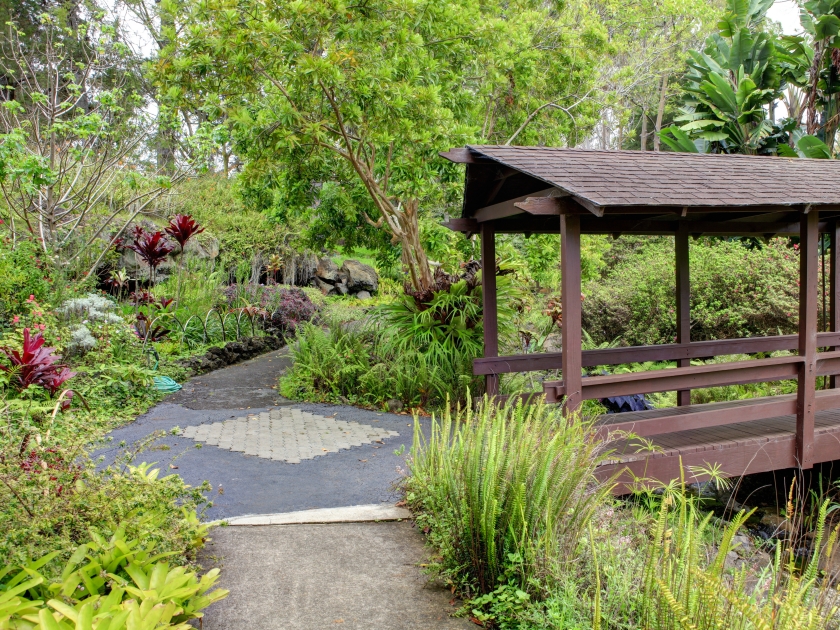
[165,214,205,249]
[0,328,76,396]
[128,231,174,286]
[134,312,170,343]
[165,214,204,304]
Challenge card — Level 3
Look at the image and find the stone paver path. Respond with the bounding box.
[181,408,398,463]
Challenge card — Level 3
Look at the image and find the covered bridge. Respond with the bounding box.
[441,145,840,489]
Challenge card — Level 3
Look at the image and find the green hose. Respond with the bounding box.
[146,348,183,393]
[153,375,182,393]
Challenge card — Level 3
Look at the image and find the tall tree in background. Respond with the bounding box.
[159,0,605,291]
[0,7,184,270]
[587,0,721,151]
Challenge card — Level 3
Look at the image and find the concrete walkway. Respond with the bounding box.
[200,519,471,629]
[99,348,425,519]
[102,346,469,629]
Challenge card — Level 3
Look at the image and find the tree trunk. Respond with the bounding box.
[653,74,669,152]
[640,110,648,151]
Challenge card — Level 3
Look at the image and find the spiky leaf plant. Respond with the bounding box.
[407,397,616,597]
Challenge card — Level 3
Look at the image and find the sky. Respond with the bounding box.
[767,0,803,35]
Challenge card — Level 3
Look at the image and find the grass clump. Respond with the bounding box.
[279,319,473,410]
[405,399,615,613]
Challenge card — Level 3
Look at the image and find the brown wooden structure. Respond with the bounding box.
[441,145,840,491]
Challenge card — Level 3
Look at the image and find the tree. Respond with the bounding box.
[0,7,186,272]
[159,0,605,291]
[586,0,721,150]
[659,0,833,157]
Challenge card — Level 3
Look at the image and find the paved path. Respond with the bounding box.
[100,348,423,520]
[101,345,469,628]
[200,521,471,629]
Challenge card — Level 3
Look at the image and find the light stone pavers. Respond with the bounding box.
[181,408,399,463]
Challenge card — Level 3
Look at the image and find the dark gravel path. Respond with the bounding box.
[97,348,423,520]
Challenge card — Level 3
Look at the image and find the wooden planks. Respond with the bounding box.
[598,404,840,493]
[473,332,840,376]
[545,355,803,400]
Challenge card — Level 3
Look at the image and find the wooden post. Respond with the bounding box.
[797,210,819,468]
[676,224,691,406]
[481,222,499,397]
[832,221,839,389]
[561,214,583,414]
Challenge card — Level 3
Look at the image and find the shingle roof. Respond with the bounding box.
[466,145,840,208]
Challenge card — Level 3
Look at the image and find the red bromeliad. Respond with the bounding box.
[0,328,76,395]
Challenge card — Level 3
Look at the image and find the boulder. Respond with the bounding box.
[335,282,349,296]
[340,259,378,294]
[315,258,340,284]
[355,290,372,300]
[314,277,337,296]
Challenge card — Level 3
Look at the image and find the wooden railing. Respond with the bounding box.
[514,349,840,439]
[473,332,840,375]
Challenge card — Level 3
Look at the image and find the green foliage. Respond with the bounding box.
[0,525,226,629]
[279,319,474,409]
[582,237,799,346]
[0,448,211,572]
[0,241,52,326]
[661,0,838,155]
[405,398,615,601]
[161,176,306,276]
[376,269,517,370]
[161,0,605,270]
[638,487,838,629]
[408,402,840,627]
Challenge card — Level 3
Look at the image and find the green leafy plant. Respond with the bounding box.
[0,526,227,629]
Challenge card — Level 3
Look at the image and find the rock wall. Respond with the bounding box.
[178,335,284,375]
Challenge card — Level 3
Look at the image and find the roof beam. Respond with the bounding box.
[439,148,493,164]
[515,196,602,217]
[473,187,562,222]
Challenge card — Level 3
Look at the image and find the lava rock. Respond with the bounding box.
[315,258,340,284]
[314,277,337,296]
[340,259,378,294]
[177,335,285,375]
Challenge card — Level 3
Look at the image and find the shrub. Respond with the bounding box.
[224,283,318,335]
[0,241,51,326]
[637,487,839,629]
[407,402,840,628]
[582,237,800,346]
[279,320,468,409]
[0,451,210,572]
[1,525,226,629]
[405,398,615,601]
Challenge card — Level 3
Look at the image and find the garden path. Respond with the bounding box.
[101,347,470,629]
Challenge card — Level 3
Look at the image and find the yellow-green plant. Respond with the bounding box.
[1,527,227,629]
[641,482,840,629]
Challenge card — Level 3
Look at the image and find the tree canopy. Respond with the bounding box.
[160,0,608,289]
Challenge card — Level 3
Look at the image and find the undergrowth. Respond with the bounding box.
[406,397,840,628]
